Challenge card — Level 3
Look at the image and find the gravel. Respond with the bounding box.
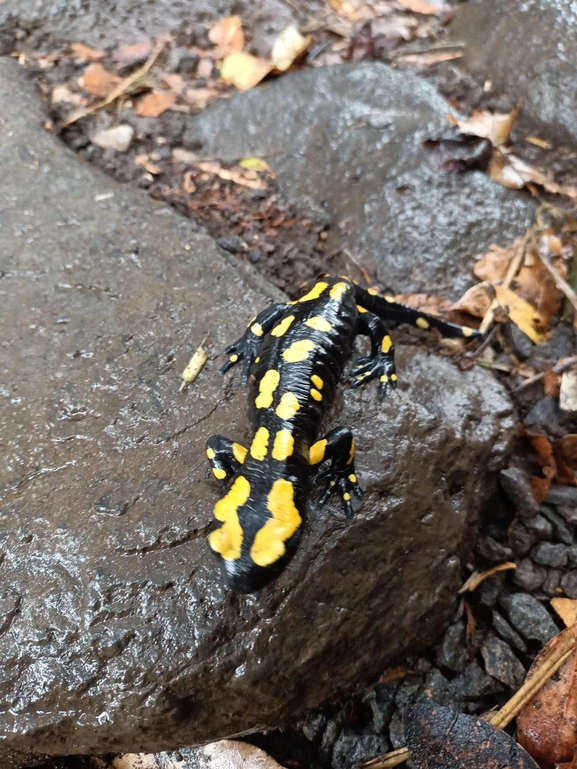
[500,593,559,645]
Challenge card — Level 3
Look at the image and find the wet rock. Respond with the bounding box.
[331,730,388,769]
[568,546,577,568]
[422,669,451,707]
[558,505,577,525]
[500,594,559,645]
[91,124,134,152]
[477,574,504,607]
[299,713,327,745]
[523,396,563,432]
[499,467,539,518]
[508,520,537,557]
[492,610,527,654]
[532,542,568,568]
[477,535,513,563]
[184,63,535,300]
[0,59,515,763]
[539,506,575,545]
[388,711,405,751]
[542,569,562,597]
[449,660,505,701]
[561,571,577,599]
[547,486,577,506]
[524,515,553,541]
[514,559,547,592]
[450,0,577,146]
[509,325,535,361]
[365,681,399,734]
[216,235,246,253]
[436,622,468,673]
[481,635,525,690]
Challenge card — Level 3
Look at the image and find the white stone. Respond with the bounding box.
[91,124,134,152]
[560,369,577,412]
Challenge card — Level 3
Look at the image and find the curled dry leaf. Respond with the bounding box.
[473,241,518,282]
[113,41,154,68]
[80,62,122,97]
[271,25,312,72]
[457,109,516,147]
[404,697,539,769]
[491,150,577,198]
[71,42,104,62]
[208,15,245,56]
[517,624,577,769]
[136,90,176,117]
[551,597,577,628]
[220,52,272,91]
[451,282,494,318]
[396,0,449,13]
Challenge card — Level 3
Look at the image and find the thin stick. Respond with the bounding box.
[62,41,166,126]
[540,251,577,314]
[512,354,577,393]
[360,747,409,768]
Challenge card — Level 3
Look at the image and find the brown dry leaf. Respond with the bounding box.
[379,666,409,684]
[515,256,563,330]
[544,367,561,398]
[531,470,555,504]
[396,0,448,12]
[134,154,162,175]
[183,171,197,194]
[220,52,272,91]
[491,150,577,198]
[557,435,577,470]
[473,242,518,282]
[209,15,245,56]
[183,87,222,109]
[80,63,122,97]
[136,90,176,117]
[494,284,547,344]
[518,624,577,768]
[451,282,494,318]
[457,110,516,147]
[271,25,311,72]
[552,598,577,628]
[71,42,105,62]
[396,51,463,66]
[113,41,154,67]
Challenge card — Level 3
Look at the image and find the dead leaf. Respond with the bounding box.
[80,63,122,97]
[183,87,222,109]
[220,52,272,91]
[491,150,577,198]
[113,41,154,67]
[457,109,516,147]
[271,25,311,72]
[473,242,518,282]
[405,697,539,769]
[183,171,197,194]
[518,625,577,768]
[379,666,409,684]
[451,282,494,318]
[493,284,547,344]
[71,42,105,62]
[196,161,267,190]
[209,15,245,56]
[544,366,561,398]
[556,435,577,470]
[396,0,448,13]
[531,471,555,504]
[552,598,577,628]
[136,90,176,117]
[180,342,208,391]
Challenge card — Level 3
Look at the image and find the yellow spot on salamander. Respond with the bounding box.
[232,443,247,464]
[310,388,322,401]
[329,282,348,300]
[255,357,260,363]
[368,288,379,296]
[255,369,280,409]
[271,315,296,337]
[384,295,395,303]
[310,438,327,465]
[416,317,430,329]
[250,426,270,461]
[305,316,332,332]
[283,339,315,363]
[209,476,250,560]
[391,374,398,382]
[311,374,323,389]
[380,375,388,383]
[229,353,239,362]
[347,438,355,465]
[462,326,475,337]
[299,282,328,302]
[381,335,393,353]
[276,392,300,420]
[349,474,357,483]
[251,322,263,337]
[250,479,302,567]
[213,467,227,480]
[206,447,216,460]
[343,493,351,501]
[272,429,294,461]
[357,305,368,313]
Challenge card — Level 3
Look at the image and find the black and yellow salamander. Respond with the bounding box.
[206,276,481,594]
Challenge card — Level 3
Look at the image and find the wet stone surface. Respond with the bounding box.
[0,58,516,765]
[184,63,536,300]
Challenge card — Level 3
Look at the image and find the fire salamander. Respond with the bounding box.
[206,276,481,594]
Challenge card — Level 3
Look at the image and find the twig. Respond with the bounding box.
[512,354,577,393]
[62,41,166,126]
[360,747,409,768]
[539,250,577,315]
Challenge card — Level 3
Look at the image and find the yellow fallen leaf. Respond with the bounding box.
[473,241,518,282]
[271,25,311,72]
[180,343,208,391]
[220,52,272,91]
[239,157,275,175]
[136,90,176,117]
[457,109,516,147]
[209,15,245,56]
[494,284,547,344]
[551,597,577,628]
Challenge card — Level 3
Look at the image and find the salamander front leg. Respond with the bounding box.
[206,435,247,482]
[351,311,397,398]
[310,427,363,518]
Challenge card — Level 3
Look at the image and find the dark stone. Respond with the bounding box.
[299,713,328,746]
[319,717,343,768]
[216,235,246,253]
[388,711,405,751]
[524,515,553,541]
[449,661,505,701]
[492,610,527,654]
[365,681,399,734]
[513,559,546,592]
[561,571,577,599]
[168,47,199,76]
[437,622,468,673]
[477,574,504,607]
[532,542,568,568]
[477,535,513,564]
[394,677,424,711]
[508,520,537,557]
[450,0,577,146]
[524,396,563,431]
[500,593,559,645]
[547,486,577,506]
[539,506,575,545]
[509,324,535,361]
[184,64,536,300]
[248,250,261,263]
[481,635,525,689]
[499,467,539,518]
[422,669,451,707]
[558,505,577,525]
[331,730,389,769]
[542,569,562,597]
[568,546,577,568]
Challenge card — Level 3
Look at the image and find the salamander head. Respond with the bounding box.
[208,474,304,594]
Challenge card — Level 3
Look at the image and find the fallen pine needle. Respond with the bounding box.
[180,338,208,391]
[359,631,576,769]
[63,41,166,126]
[458,562,517,594]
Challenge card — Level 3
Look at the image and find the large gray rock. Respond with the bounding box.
[449,0,577,146]
[0,58,515,765]
[183,63,535,300]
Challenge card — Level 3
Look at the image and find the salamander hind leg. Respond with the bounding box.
[310,427,363,518]
[206,435,247,482]
[351,311,397,398]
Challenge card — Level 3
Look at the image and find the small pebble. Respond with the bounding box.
[558,505,577,524]
[481,635,526,689]
[500,593,559,645]
[561,571,577,599]
[492,609,527,653]
[248,250,261,263]
[532,542,568,568]
[216,236,245,253]
[523,396,562,431]
[500,467,539,517]
[546,486,577,506]
[91,124,134,152]
[449,660,505,700]
[514,558,546,592]
[539,505,574,545]
[477,535,513,563]
[508,519,537,556]
[524,514,553,541]
[542,569,562,597]
[436,622,468,673]
[567,545,577,568]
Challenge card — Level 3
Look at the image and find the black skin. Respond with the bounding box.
[206,277,482,594]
